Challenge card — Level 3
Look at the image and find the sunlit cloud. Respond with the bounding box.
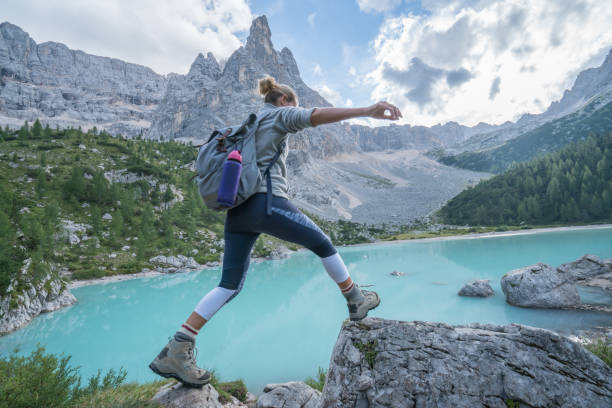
[367,0,612,126]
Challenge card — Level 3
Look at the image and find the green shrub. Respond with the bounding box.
[216,380,248,402]
[0,345,127,408]
[305,367,327,392]
[584,337,611,367]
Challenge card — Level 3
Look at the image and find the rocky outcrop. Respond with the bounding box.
[321,318,612,407]
[558,254,612,290]
[257,382,321,408]
[458,279,494,297]
[0,260,76,335]
[149,255,202,273]
[152,382,247,408]
[0,22,167,137]
[500,263,580,308]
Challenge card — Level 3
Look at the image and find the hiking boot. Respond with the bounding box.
[149,333,211,388]
[347,286,380,321]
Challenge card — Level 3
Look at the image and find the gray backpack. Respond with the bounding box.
[195,113,284,215]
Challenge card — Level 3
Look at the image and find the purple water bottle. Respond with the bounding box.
[218,150,242,207]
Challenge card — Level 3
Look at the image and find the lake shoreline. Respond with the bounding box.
[344,223,612,248]
[68,224,612,289]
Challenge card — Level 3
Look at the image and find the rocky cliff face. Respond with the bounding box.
[0,21,167,137]
[0,259,76,335]
[451,48,612,154]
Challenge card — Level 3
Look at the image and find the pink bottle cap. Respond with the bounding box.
[228,150,242,162]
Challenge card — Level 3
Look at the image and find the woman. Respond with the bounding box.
[150,76,402,387]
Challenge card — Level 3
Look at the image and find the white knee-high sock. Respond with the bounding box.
[321,252,350,283]
[194,286,237,321]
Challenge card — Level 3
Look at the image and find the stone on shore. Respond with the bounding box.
[257,382,321,408]
[500,263,580,308]
[321,318,612,408]
[149,255,201,272]
[458,279,494,297]
[152,382,247,408]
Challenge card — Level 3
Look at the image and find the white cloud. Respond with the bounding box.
[308,12,317,26]
[367,0,612,126]
[345,98,354,107]
[357,0,403,14]
[1,0,253,75]
[313,63,323,75]
[315,84,344,106]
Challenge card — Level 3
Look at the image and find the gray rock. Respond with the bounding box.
[558,254,612,281]
[501,263,580,308]
[0,260,77,335]
[257,382,321,408]
[152,382,247,407]
[0,22,167,138]
[458,279,494,297]
[321,318,612,408]
[149,255,201,271]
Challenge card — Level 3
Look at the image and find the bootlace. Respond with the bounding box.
[185,342,201,371]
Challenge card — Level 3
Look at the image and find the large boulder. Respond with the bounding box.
[321,318,612,408]
[557,254,612,290]
[458,279,494,297]
[557,254,611,281]
[500,263,580,308]
[152,382,247,407]
[257,382,321,408]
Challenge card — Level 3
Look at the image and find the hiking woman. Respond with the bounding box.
[150,76,403,387]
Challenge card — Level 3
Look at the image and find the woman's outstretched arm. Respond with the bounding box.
[310,101,402,126]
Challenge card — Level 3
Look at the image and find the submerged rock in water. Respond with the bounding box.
[458,279,494,297]
[500,263,580,308]
[257,382,321,408]
[152,382,247,407]
[321,318,612,407]
[390,271,405,277]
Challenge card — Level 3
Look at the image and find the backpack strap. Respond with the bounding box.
[263,141,286,216]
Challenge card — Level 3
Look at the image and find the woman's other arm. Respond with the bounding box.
[310,101,402,126]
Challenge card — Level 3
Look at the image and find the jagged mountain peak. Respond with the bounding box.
[0,21,24,33]
[187,51,220,79]
[246,15,274,53]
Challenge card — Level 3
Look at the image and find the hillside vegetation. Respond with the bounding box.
[0,121,411,300]
[437,133,612,226]
[439,99,612,173]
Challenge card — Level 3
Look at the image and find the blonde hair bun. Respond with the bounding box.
[258,76,277,96]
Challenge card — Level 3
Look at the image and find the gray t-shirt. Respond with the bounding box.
[255,103,315,198]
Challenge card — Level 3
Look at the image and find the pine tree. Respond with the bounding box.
[91,206,102,236]
[63,167,86,201]
[32,119,43,139]
[109,212,124,247]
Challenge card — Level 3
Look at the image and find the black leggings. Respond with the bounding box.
[220,193,336,292]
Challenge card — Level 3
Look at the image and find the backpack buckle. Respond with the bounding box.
[216,128,232,152]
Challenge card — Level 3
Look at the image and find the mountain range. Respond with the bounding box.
[1,17,610,224]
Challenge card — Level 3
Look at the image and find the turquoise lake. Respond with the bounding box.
[1,227,611,393]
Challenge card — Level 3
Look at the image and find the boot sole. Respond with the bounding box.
[149,363,211,388]
[349,297,381,321]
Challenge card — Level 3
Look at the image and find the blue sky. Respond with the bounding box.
[248,0,410,111]
[3,0,611,127]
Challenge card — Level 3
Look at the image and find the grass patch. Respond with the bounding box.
[584,337,611,367]
[304,367,327,392]
[352,339,378,368]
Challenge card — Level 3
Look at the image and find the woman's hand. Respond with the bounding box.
[367,101,403,120]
